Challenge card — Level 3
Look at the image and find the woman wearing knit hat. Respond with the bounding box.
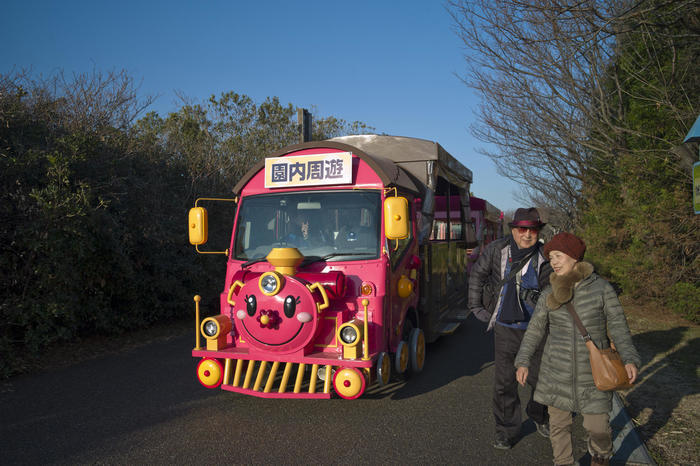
[514,232,641,466]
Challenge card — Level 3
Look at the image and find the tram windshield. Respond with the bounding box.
[233,191,381,262]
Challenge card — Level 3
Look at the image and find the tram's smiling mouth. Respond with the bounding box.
[241,319,305,346]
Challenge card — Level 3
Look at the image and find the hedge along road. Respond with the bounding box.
[1,316,584,465]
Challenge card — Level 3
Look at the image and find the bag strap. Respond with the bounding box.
[565,302,619,352]
[565,302,592,342]
[496,247,538,289]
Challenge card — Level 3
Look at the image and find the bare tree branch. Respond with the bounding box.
[448,0,698,226]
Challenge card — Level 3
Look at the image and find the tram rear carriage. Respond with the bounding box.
[467,196,504,274]
[189,135,476,399]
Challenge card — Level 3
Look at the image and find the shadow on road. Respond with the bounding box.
[0,332,222,464]
[363,314,495,400]
[616,327,699,464]
[0,315,564,465]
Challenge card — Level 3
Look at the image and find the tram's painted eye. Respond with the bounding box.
[283,295,299,318]
[246,295,257,316]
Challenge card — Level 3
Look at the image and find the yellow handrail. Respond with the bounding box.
[227,280,244,306]
[307,282,329,312]
[193,295,202,350]
[361,298,370,360]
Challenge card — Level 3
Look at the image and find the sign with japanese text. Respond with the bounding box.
[264,152,353,188]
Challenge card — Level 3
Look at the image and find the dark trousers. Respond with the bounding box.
[493,323,548,439]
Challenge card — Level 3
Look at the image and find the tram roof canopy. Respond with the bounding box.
[471,196,502,223]
[232,134,473,196]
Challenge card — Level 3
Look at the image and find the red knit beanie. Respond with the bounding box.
[543,232,586,261]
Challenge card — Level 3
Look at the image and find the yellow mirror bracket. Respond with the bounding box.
[227,280,244,306]
[194,295,203,350]
[195,244,230,256]
[191,197,237,255]
[194,197,238,207]
[383,187,398,197]
[307,282,329,312]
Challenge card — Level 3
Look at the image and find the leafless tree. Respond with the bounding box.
[447,0,699,226]
[0,67,154,137]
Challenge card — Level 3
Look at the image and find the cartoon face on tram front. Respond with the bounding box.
[233,271,320,354]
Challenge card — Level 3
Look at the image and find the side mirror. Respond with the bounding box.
[384,196,409,240]
[188,207,209,245]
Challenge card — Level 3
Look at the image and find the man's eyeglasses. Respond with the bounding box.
[514,227,540,234]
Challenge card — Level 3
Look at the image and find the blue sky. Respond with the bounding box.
[1,0,525,211]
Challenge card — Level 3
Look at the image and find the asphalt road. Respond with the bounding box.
[1,315,592,465]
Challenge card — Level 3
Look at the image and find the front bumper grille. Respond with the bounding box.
[221,358,334,399]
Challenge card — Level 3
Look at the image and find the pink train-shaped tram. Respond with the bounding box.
[189,135,502,399]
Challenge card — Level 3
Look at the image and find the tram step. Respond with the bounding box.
[440,322,461,335]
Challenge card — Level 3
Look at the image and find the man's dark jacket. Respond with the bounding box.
[468,236,552,331]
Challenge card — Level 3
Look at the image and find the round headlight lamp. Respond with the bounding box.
[203,320,218,337]
[339,325,360,346]
[200,315,232,340]
[340,326,358,344]
[259,271,283,296]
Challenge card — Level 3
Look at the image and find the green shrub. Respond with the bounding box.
[667,282,699,324]
[0,70,374,379]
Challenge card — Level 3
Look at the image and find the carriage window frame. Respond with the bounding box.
[428,180,465,242]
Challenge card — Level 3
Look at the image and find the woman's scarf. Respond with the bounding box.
[546,261,594,309]
[498,236,538,322]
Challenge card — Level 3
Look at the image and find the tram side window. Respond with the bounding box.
[431,219,448,240]
[451,220,463,240]
[429,193,463,241]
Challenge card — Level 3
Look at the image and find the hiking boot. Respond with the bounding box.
[536,421,550,438]
[493,432,512,450]
[591,456,609,466]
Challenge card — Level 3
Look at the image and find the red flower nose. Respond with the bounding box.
[257,309,281,329]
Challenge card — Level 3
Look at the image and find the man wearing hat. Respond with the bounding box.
[468,207,552,450]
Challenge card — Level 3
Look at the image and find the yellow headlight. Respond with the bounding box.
[338,321,362,347]
[259,271,284,296]
[200,315,232,340]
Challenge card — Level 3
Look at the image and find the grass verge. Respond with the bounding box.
[619,297,699,465]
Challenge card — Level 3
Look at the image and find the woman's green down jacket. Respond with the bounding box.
[515,262,641,414]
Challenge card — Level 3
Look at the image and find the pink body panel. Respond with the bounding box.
[219,149,394,352]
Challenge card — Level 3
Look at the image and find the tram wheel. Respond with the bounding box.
[409,328,426,373]
[376,351,391,386]
[394,340,409,374]
[196,358,224,388]
[333,367,366,400]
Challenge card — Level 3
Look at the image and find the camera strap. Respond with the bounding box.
[496,248,538,290]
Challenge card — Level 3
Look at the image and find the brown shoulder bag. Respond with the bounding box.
[565,302,633,391]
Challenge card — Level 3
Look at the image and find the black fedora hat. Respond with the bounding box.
[509,207,546,228]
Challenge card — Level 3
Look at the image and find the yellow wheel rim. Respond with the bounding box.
[378,352,391,386]
[197,358,223,388]
[395,341,408,374]
[333,367,366,399]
